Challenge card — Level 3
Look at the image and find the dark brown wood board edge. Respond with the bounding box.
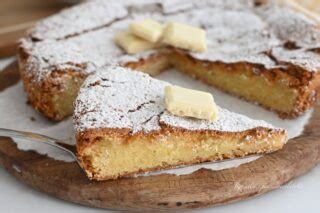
[0,61,20,91]
[0,61,319,211]
[0,1,75,58]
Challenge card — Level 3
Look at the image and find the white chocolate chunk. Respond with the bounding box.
[162,22,207,52]
[130,19,165,43]
[114,31,158,54]
[165,86,218,121]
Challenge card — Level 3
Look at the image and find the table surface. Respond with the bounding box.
[0,57,319,213]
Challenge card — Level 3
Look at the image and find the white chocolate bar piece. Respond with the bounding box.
[130,19,165,43]
[162,22,207,52]
[165,85,218,121]
[114,31,158,54]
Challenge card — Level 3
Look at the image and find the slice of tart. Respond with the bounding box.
[74,66,287,181]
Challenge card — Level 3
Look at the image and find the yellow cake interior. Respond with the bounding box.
[80,130,285,180]
[171,53,300,115]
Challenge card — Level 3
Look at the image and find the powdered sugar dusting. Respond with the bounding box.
[189,8,281,68]
[29,1,128,40]
[262,7,320,49]
[74,66,277,134]
[21,17,160,81]
[21,0,320,83]
[160,108,273,132]
[271,47,320,72]
[74,66,168,133]
[160,0,194,14]
[23,28,124,81]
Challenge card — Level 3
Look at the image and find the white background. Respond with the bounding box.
[0,57,319,212]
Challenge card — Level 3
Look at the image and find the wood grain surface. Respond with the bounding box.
[0,62,319,211]
[0,0,74,58]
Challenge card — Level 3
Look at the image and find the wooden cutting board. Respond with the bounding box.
[0,0,74,58]
[0,62,319,211]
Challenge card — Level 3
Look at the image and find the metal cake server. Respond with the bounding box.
[0,128,82,166]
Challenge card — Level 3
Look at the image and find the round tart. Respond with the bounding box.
[18,0,320,120]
